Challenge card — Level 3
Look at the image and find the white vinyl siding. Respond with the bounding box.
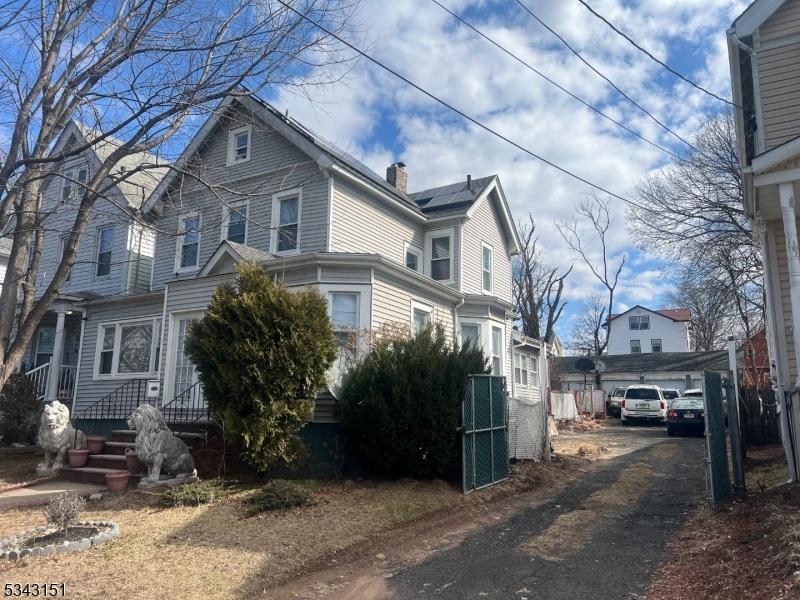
[461,192,512,300]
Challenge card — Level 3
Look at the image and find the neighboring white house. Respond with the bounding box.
[605,305,691,355]
[727,0,800,480]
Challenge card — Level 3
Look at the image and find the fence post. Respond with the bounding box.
[725,377,746,498]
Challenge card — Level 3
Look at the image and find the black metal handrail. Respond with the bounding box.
[161,381,210,428]
[76,379,151,421]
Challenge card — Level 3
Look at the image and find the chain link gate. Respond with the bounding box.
[463,375,508,494]
[703,370,731,510]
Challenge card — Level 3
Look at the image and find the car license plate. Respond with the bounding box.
[684,412,694,418]
[637,403,649,408]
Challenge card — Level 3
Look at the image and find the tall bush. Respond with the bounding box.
[340,325,489,479]
[0,373,39,445]
[185,263,337,471]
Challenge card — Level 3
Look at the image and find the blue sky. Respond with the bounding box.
[268,0,749,343]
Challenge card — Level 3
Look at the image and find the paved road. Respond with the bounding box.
[385,422,706,599]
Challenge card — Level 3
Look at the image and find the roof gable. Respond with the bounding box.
[607,305,691,324]
[732,0,787,36]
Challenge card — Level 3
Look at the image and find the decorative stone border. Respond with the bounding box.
[0,473,59,495]
[0,521,119,561]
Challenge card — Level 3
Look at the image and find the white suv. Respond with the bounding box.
[621,385,667,425]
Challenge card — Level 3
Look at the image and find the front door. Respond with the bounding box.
[167,312,204,408]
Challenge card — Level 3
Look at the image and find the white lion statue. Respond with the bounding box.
[36,400,86,474]
[127,404,197,485]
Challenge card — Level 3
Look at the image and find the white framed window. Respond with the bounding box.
[330,292,359,348]
[530,354,539,387]
[514,353,538,387]
[175,211,201,272]
[482,243,493,293]
[629,315,650,330]
[95,225,114,277]
[404,241,422,272]
[491,326,503,375]
[61,166,88,202]
[461,323,480,348]
[651,338,662,353]
[271,189,301,254]
[227,125,251,165]
[424,227,454,283]
[411,300,432,333]
[630,339,641,353]
[221,200,248,245]
[94,317,161,379]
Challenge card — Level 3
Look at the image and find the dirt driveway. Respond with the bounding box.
[266,421,706,599]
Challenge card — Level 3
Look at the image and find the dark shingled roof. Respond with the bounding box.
[555,351,729,374]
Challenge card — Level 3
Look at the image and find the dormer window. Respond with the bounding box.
[227,125,251,165]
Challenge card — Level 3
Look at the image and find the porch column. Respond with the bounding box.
[45,310,66,401]
[779,182,800,389]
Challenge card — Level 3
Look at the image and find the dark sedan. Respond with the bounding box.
[666,398,705,436]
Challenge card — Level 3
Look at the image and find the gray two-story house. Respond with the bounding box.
[34,94,524,428]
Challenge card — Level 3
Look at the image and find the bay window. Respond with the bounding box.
[331,292,359,348]
[461,323,480,348]
[491,326,503,375]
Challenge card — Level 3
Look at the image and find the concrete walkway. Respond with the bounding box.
[0,480,105,508]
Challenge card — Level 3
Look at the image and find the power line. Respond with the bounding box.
[513,0,698,153]
[575,0,738,108]
[274,1,681,220]
[429,0,680,160]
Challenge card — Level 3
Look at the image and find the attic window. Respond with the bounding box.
[62,166,88,202]
[227,125,251,165]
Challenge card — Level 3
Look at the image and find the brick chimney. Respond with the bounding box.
[386,162,408,193]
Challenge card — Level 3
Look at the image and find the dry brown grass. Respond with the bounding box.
[0,477,462,600]
[0,453,40,487]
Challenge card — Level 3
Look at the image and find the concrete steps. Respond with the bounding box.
[86,454,127,470]
[59,466,135,485]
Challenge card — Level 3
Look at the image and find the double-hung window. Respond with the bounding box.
[461,323,480,348]
[60,235,72,282]
[227,125,251,165]
[61,166,88,202]
[176,212,200,271]
[97,318,161,378]
[482,243,493,293]
[491,326,503,375]
[411,301,432,332]
[629,315,650,330]
[331,292,359,348]
[651,338,662,353]
[223,201,248,244]
[513,353,539,387]
[96,225,114,277]
[272,191,300,253]
[405,242,422,272]
[425,228,454,283]
[630,339,642,353]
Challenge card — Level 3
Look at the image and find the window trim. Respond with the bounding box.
[630,339,642,354]
[163,310,205,401]
[410,299,433,332]
[404,241,423,272]
[93,316,161,380]
[424,227,455,284]
[174,210,201,273]
[460,321,481,349]
[220,200,250,245]
[95,224,115,278]
[651,338,663,353]
[271,188,302,256]
[226,124,252,166]
[514,351,539,388]
[481,242,494,293]
[490,325,504,376]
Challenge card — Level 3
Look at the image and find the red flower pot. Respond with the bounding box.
[67,448,90,468]
[86,435,106,454]
[105,471,129,493]
[124,450,145,475]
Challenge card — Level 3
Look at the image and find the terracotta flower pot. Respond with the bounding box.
[67,448,90,468]
[105,471,129,493]
[124,450,145,475]
[86,435,106,454]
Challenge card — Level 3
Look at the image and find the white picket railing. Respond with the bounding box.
[25,362,50,401]
[57,365,77,402]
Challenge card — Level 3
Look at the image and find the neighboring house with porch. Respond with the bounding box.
[21,122,167,403]
[605,305,691,355]
[23,94,525,452]
[728,0,800,480]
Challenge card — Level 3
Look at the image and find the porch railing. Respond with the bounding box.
[57,365,77,402]
[161,381,209,428]
[25,363,50,401]
[76,379,150,421]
